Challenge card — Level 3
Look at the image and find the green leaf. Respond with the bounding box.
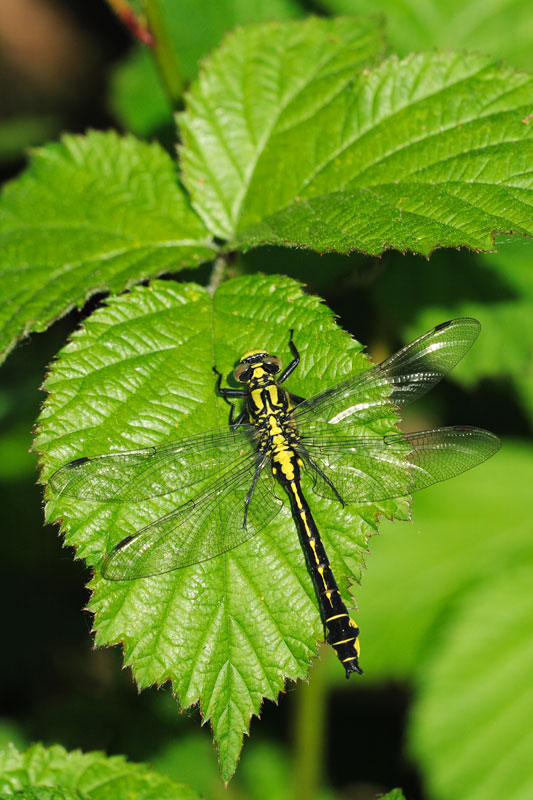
[354,442,532,680]
[110,0,303,136]
[179,16,384,240]
[376,235,533,420]
[379,791,406,800]
[0,130,215,365]
[0,789,84,800]
[324,0,533,73]
[0,743,200,800]
[180,24,533,255]
[36,275,404,780]
[409,562,533,800]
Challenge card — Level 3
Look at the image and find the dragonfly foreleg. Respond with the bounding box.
[279,330,300,383]
[213,366,247,426]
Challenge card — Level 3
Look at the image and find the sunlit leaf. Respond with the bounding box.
[0,131,215,365]
[180,21,533,256]
[0,743,200,800]
[0,789,83,800]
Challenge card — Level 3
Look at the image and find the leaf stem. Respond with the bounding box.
[142,0,184,106]
[207,256,228,296]
[105,0,154,45]
[291,645,330,800]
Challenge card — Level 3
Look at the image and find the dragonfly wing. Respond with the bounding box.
[48,425,256,502]
[101,454,283,579]
[293,319,481,430]
[301,426,500,504]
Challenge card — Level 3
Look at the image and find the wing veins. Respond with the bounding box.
[293,319,481,429]
[301,426,500,504]
[102,452,283,579]
[49,424,255,501]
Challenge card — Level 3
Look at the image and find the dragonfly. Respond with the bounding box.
[49,318,500,677]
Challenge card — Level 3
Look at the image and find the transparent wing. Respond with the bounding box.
[101,455,283,579]
[48,425,255,502]
[300,426,500,504]
[293,319,480,431]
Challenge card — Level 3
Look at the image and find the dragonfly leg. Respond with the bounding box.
[289,392,306,406]
[279,330,300,383]
[213,366,246,426]
[305,453,346,506]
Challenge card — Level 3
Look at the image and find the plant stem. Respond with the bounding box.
[207,256,228,296]
[143,0,184,106]
[105,0,154,45]
[291,645,330,800]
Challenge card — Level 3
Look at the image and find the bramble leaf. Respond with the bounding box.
[0,131,214,365]
[36,275,404,780]
[0,789,83,800]
[0,743,200,800]
[179,16,384,242]
[180,23,533,255]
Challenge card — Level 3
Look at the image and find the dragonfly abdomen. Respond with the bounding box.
[285,478,362,678]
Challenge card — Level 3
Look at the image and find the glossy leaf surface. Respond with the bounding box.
[0,131,214,364]
[0,743,199,800]
[180,22,533,255]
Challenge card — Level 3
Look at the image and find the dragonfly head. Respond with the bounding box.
[234,350,282,383]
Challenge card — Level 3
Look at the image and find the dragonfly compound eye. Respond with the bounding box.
[263,355,282,374]
[234,362,251,383]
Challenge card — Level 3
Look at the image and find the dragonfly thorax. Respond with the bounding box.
[244,375,301,480]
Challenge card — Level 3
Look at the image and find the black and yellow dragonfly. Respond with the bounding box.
[49,318,500,677]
